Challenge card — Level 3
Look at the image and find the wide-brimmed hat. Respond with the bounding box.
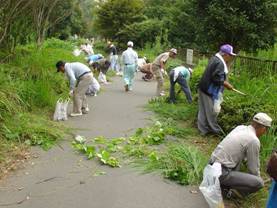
[169,48,177,55]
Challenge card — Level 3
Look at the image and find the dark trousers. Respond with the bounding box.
[219,166,264,196]
[169,70,192,103]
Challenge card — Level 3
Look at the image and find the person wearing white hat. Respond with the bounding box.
[168,65,193,104]
[121,41,138,91]
[208,112,272,198]
[152,48,177,96]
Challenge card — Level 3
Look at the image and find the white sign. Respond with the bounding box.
[186,49,193,65]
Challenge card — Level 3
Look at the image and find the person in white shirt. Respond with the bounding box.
[209,113,273,198]
[121,41,138,91]
[56,61,93,117]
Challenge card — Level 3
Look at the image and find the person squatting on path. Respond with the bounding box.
[140,63,154,81]
[197,44,236,135]
[152,48,177,96]
[107,41,120,73]
[86,54,104,65]
[168,65,193,104]
[209,113,272,198]
[56,61,93,117]
[122,41,138,91]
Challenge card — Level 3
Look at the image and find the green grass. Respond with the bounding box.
[0,38,85,173]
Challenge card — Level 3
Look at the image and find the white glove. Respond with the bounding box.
[69,90,74,97]
[161,68,165,73]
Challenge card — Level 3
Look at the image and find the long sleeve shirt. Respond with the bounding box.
[64,62,91,90]
[122,47,138,65]
[210,125,261,176]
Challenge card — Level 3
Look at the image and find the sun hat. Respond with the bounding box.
[220,44,236,56]
[253,113,272,127]
[169,48,177,55]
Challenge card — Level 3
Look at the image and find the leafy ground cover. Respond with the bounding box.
[0,38,105,177]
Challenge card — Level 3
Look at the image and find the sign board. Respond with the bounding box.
[186,49,193,65]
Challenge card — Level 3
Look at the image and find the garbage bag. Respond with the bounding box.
[86,77,100,96]
[98,72,107,84]
[53,98,70,121]
[73,49,81,57]
[213,92,223,114]
[199,163,224,208]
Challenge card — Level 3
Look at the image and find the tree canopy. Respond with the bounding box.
[0,0,276,52]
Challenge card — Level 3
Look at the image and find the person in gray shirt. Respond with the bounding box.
[209,112,272,198]
[56,61,93,117]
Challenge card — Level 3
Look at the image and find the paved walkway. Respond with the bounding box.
[0,73,208,208]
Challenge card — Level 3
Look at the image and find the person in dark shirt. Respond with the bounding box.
[107,41,120,73]
[197,44,236,135]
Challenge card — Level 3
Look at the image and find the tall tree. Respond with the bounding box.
[191,0,277,52]
[94,0,145,40]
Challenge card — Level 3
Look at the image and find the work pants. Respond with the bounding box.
[152,64,164,96]
[169,70,192,103]
[123,64,136,90]
[220,167,264,196]
[73,73,93,113]
[197,89,222,135]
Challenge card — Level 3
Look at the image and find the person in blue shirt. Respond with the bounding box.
[168,65,193,104]
[87,54,103,65]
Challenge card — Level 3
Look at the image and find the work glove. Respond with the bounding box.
[69,90,74,97]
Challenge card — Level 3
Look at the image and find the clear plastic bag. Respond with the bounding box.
[98,72,107,84]
[199,163,224,208]
[213,92,223,114]
[53,98,70,121]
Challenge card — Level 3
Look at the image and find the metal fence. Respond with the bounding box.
[179,48,277,74]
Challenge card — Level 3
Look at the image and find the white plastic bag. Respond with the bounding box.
[86,77,100,96]
[213,92,223,114]
[199,163,224,208]
[53,98,70,121]
[98,72,107,84]
[73,49,81,57]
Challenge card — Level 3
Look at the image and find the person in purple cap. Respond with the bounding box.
[197,44,236,135]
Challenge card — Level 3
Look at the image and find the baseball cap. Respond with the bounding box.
[127,41,134,47]
[253,113,272,127]
[220,44,236,56]
[170,48,177,54]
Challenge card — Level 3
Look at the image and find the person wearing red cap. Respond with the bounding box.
[197,44,236,135]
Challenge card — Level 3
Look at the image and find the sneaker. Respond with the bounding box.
[70,112,82,117]
[224,189,243,200]
[124,84,129,92]
[159,92,166,96]
[81,107,89,114]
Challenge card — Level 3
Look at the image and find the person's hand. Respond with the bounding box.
[224,81,234,90]
[161,68,165,73]
[69,90,74,97]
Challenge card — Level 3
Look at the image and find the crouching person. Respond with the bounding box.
[168,65,193,104]
[209,113,272,198]
[56,61,93,117]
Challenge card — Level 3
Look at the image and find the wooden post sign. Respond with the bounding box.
[186,49,193,65]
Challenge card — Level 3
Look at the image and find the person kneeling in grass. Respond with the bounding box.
[56,61,93,117]
[208,113,272,199]
[168,65,193,104]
